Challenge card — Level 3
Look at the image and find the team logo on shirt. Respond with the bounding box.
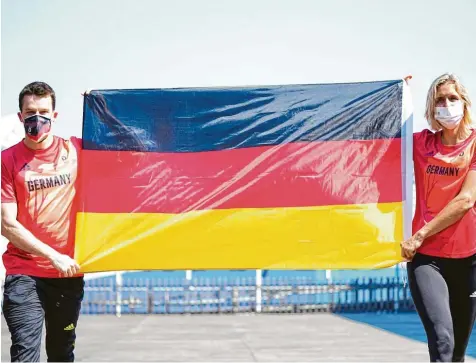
[426,165,460,176]
[26,173,72,192]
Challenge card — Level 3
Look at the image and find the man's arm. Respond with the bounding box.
[2,202,59,258]
[1,202,80,277]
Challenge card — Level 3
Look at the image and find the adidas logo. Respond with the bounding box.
[20,163,30,171]
[64,323,75,331]
[470,291,476,298]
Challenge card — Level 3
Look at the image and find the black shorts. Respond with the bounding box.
[2,274,84,362]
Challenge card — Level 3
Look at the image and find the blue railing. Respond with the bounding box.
[81,276,415,315]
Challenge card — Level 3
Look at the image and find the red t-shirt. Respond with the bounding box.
[413,128,476,258]
[1,136,82,277]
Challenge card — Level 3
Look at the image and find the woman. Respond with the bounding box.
[401,73,476,362]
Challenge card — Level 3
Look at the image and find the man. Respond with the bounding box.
[2,81,83,362]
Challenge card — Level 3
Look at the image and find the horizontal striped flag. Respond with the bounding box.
[75,80,413,272]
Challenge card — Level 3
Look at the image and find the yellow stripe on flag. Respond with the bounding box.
[75,202,404,272]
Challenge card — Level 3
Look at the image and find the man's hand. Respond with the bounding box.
[400,231,425,261]
[49,252,80,277]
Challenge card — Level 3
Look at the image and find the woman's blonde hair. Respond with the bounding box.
[425,73,473,134]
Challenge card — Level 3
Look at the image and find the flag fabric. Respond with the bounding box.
[75,80,413,272]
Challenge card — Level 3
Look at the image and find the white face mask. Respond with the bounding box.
[434,100,464,129]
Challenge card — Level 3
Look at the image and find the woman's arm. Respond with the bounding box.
[417,169,476,239]
[401,169,476,259]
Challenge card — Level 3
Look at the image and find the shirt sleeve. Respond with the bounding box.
[70,136,83,151]
[1,156,17,203]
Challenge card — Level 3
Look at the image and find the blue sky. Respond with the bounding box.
[2,0,475,138]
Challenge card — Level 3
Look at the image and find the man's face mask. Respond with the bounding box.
[23,114,52,142]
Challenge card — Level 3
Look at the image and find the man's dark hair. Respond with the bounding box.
[19,81,56,111]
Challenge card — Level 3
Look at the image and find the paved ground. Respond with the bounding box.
[1,313,474,362]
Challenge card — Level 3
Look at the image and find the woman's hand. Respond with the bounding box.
[400,231,425,260]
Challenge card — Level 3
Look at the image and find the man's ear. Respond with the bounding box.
[52,111,58,121]
[17,112,23,122]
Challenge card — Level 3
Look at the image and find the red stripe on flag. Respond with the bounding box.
[79,139,402,213]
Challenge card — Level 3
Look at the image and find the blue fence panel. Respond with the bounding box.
[81,271,414,315]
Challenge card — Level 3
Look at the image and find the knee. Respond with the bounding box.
[433,324,455,360]
[10,342,42,362]
[47,346,75,362]
[46,337,76,362]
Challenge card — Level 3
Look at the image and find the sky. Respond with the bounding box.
[1,0,476,139]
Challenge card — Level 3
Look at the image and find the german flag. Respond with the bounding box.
[75,80,413,272]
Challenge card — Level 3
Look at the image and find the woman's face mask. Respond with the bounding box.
[434,100,464,130]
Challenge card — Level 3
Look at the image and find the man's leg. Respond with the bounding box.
[2,275,45,362]
[42,277,84,362]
